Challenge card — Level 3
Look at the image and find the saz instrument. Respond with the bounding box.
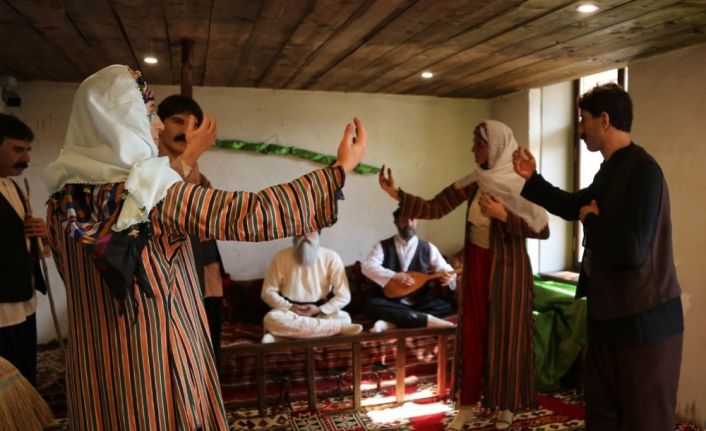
[383,268,462,299]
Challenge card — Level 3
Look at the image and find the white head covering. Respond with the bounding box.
[455,119,548,233]
[44,65,181,231]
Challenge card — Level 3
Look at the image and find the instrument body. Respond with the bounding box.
[383,268,461,299]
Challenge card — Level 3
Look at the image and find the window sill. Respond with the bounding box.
[538,270,579,286]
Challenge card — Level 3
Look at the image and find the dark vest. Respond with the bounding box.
[583,145,680,320]
[381,236,431,274]
[0,179,46,302]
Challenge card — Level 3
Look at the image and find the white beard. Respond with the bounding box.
[294,235,320,266]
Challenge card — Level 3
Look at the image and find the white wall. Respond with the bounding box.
[629,43,706,427]
[4,81,488,343]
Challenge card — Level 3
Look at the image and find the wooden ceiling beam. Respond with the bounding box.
[382,0,678,96]
[283,0,417,90]
[163,0,213,86]
[425,0,691,98]
[5,0,105,80]
[109,0,173,84]
[468,18,706,98]
[353,0,565,94]
[56,0,137,81]
[229,0,315,87]
[308,0,477,92]
[0,1,80,81]
[257,0,364,89]
[201,0,260,86]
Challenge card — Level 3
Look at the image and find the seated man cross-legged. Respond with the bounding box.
[261,231,362,343]
[361,209,457,332]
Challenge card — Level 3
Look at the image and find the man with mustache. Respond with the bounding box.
[157,94,226,372]
[513,83,683,431]
[0,113,47,385]
[260,231,362,342]
[361,208,456,333]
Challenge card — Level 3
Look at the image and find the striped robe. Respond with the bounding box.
[399,182,549,411]
[47,167,344,430]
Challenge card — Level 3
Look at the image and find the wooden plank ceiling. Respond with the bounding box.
[1,0,706,98]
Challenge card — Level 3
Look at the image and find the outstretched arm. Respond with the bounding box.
[155,118,368,241]
[513,147,593,220]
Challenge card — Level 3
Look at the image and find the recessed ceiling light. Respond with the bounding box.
[421,71,434,79]
[144,56,158,64]
[576,3,599,13]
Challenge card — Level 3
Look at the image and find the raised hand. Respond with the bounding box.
[479,192,508,222]
[333,117,368,175]
[512,147,536,179]
[378,164,400,200]
[182,113,217,167]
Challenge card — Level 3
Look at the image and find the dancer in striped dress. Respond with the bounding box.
[378,120,548,430]
[44,65,367,430]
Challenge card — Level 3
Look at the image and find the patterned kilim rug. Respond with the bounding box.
[226,392,586,431]
[37,345,704,431]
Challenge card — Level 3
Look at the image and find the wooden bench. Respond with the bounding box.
[222,325,456,416]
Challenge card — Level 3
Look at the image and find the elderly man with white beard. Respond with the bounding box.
[260,231,362,343]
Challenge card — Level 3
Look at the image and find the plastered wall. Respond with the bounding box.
[629,43,706,427]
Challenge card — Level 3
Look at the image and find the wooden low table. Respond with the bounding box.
[222,326,456,416]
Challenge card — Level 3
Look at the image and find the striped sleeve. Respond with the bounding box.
[504,211,550,239]
[398,183,469,220]
[45,199,66,283]
[154,166,345,242]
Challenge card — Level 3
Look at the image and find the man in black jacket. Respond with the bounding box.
[513,83,683,431]
[0,113,47,385]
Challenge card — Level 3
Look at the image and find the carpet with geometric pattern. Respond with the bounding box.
[36,344,703,431]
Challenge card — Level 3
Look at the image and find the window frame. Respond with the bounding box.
[571,68,627,270]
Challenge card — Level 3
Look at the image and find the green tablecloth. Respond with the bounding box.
[533,276,587,392]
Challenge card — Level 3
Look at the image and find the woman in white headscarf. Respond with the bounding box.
[379,120,549,430]
[44,65,366,430]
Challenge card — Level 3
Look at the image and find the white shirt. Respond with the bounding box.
[361,235,455,290]
[0,177,37,328]
[468,192,491,249]
[261,246,350,315]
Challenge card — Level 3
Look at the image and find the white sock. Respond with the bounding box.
[446,405,475,430]
[427,314,456,328]
[261,332,277,344]
[495,409,513,430]
[370,320,395,333]
[340,323,363,336]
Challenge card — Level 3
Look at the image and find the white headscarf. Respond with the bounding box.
[455,119,548,233]
[44,65,181,231]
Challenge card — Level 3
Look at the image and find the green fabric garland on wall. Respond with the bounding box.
[215,139,380,175]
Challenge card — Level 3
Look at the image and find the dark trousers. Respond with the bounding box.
[204,297,222,375]
[366,295,454,328]
[0,312,37,385]
[584,333,682,431]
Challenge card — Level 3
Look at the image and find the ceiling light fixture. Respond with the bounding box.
[144,56,158,64]
[576,3,600,13]
[420,71,434,79]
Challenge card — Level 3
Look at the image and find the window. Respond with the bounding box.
[572,68,627,269]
